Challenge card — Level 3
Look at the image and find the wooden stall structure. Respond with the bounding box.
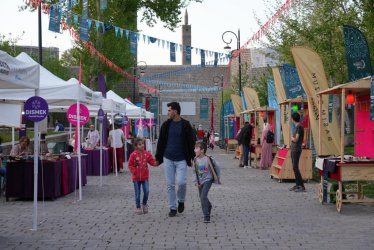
[223,114,239,153]
[245,106,278,168]
[316,76,374,212]
[270,97,313,182]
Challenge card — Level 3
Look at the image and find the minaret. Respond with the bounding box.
[182,9,191,65]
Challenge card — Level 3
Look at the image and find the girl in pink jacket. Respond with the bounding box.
[128,137,158,214]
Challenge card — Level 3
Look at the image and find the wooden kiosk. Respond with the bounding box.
[269,97,313,182]
[316,77,374,212]
[244,106,278,168]
[223,114,239,152]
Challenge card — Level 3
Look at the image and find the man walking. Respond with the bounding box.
[236,121,253,168]
[155,102,196,217]
[289,112,305,192]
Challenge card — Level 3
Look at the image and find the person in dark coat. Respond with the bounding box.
[155,102,196,217]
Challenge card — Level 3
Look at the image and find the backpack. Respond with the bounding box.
[266,130,274,143]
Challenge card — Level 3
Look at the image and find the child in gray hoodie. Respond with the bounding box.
[193,141,221,223]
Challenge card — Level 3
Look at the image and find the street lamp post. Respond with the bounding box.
[222,29,241,94]
[213,75,224,144]
[132,60,147,102]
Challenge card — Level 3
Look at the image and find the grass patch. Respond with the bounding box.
[0,129,63,143]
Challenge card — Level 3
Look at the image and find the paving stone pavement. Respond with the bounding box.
[1,146,374,250]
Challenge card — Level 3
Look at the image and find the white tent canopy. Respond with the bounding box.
[106,90,145,118]
[0,50,39,89]
[0,53,102,106]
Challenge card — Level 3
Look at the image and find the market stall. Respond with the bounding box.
[245,106,278,168]
[316,76,374,212]
[269,97,313,182]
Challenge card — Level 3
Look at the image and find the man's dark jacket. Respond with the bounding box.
[155,118,196,166]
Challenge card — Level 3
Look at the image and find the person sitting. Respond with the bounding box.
[10,136,31,157]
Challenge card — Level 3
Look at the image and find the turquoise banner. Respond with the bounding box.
[343,25,373,81]
[279,64,305,99]
[149,96,158,118]
[48,5,61,33]
[200,98,208,119]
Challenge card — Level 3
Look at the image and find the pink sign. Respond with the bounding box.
[135,119,146,128]
[67,103,90,126]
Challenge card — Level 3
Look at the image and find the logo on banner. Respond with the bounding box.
[67,103,89,126]
[24,96,48,122]
[97,108,104,123]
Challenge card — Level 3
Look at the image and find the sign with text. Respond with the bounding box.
[97,108,104,123]
[67,103,89,126]
[24,96,48,122]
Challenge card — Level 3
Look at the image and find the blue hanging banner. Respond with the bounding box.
[200,49,205,67]
[149,96,158,118]
[343,25,373,81]
[267,80,281,145]
[130,32,137,55]
[82,0,88,18]
[80,17,89,41]
[100,0,107,11]
[371,76,374,120]
[48,5,61,33]
[200,98,208,119]
[280,64,305,99]
[170,42,176,62]
[186,46,191,65]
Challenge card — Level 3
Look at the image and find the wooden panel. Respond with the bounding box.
[340,165,374,181]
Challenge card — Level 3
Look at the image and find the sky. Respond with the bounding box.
[0,0,278,65]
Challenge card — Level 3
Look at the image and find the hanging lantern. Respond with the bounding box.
[292,105,299,112]
[346,92,355,105]
[259,111,264,118]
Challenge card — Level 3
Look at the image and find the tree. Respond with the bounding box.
[259,0,374,86]
[23,0,204,98]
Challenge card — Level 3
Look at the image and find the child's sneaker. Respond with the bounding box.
[142,204,149,214]
[135,208,143,215]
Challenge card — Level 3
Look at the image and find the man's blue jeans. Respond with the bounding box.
[243,144,249,166]
[163,157,187,210]
[133,180,149,208]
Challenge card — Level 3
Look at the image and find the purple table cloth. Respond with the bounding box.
[82,149,110,176]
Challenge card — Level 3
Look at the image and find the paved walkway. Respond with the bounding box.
[1,147,374,250]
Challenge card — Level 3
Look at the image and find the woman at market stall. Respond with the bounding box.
[259,120,273,170]
[10,136,30,157]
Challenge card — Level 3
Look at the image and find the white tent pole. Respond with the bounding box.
[77,99,82,201]
[100,120,103,187]
[69,123,72,139]
[112,112,117,176]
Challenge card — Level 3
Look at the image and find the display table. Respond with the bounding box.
[82,149,110,176]
[5,155,87,201]
[317,156,374,212]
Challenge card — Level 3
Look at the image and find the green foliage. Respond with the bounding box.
[261,0,374,86]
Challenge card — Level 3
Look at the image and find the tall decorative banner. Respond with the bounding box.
[48,5,61,33]
[272,67,290,146]
[291,47,340,155]
[200,49,205,67]
[343,25,373,81]
[371,76,374,120]
[149,96,158,118]
[279,64,305,99]
[267,80,281,145]
[185,46,191,65]
[100,0,107,11]
[170,42,176,62]
[230,94,243,117]
[200,98,208,119]
[130,32,137,55]
[80,0,88,41]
